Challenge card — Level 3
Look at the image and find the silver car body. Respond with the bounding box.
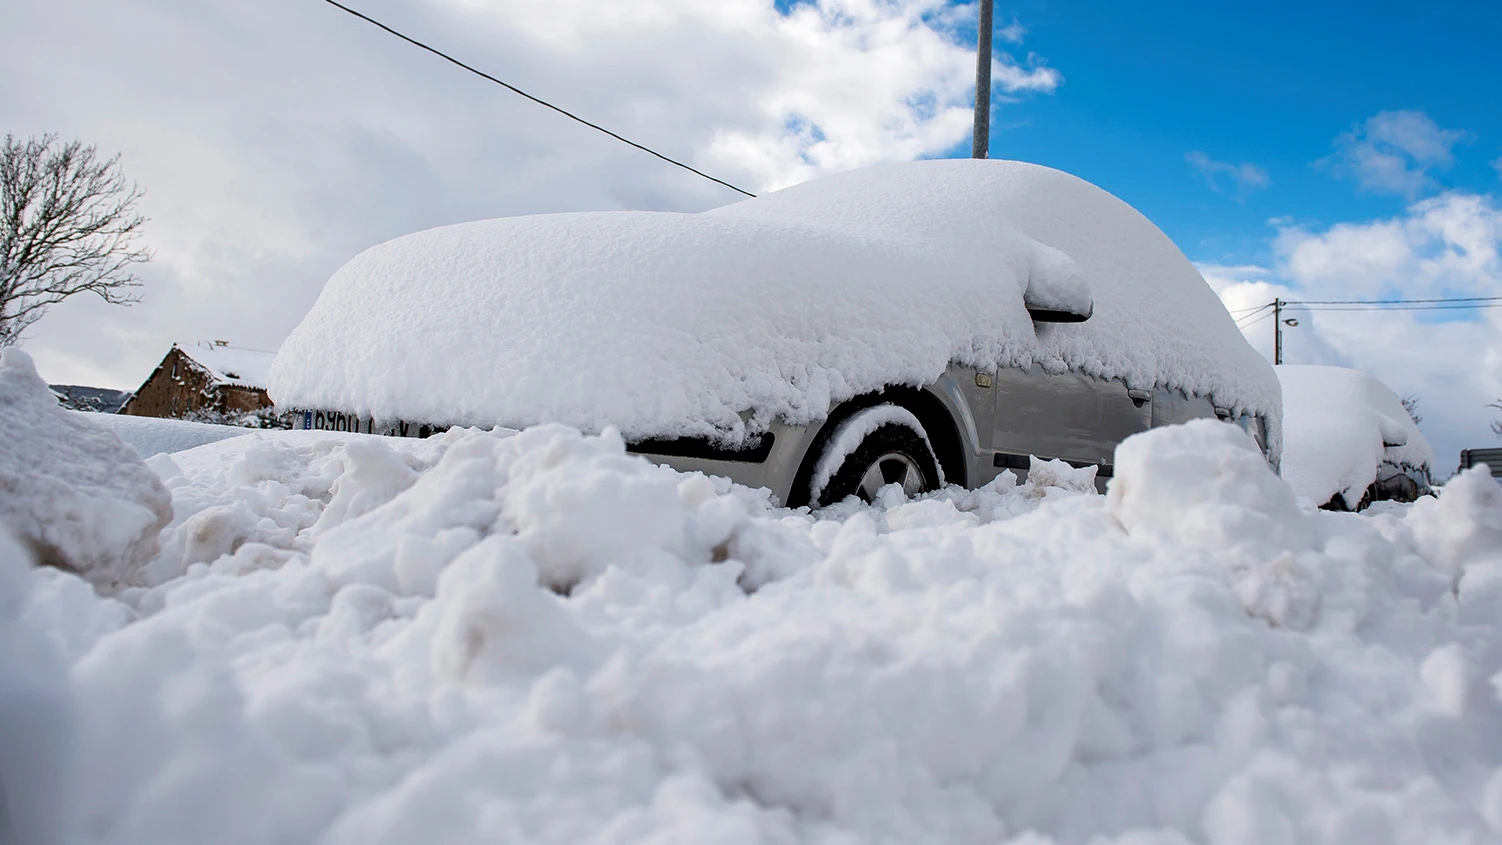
[293,361,1267,506]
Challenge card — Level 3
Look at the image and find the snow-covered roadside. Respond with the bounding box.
[5,408,1502,844]
[79,412,265,459]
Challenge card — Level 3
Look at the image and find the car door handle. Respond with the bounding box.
[1127,388,1150,405]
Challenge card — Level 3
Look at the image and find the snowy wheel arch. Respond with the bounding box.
[807,403,945,505]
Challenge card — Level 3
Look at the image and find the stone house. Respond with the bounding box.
[119,341,277,421]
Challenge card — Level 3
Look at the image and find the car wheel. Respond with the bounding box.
[811,411,943,507]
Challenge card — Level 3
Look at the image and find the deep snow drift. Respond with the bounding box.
[0,349,170,589]
[269,160,1280,455]
[1277,365,1434,508]
[8,412,1502,844]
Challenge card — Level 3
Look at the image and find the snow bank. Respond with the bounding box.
[25,419,1502,844]
[270,160,1279,456]
[1277,365,1433,507]
[0,350,171,589]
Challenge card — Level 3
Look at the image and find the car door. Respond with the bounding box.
[988,363,1152,483]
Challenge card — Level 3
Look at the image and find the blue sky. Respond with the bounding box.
[946,0,1502,266]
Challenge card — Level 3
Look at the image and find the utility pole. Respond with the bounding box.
[972,0,993,159]
[1273,298,1283,365]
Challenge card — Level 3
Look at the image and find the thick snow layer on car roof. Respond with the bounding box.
[269,160,1280,453]
[178,341,275,390]
[1277,364,1434,506]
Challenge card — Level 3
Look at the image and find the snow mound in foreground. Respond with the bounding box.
[19,420,1502,844]
[0,349,171,589]
[270,160,1279,455]
[0,525,78,845]
[1277,365,1434,508]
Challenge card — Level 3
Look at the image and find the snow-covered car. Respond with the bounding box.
[1276,365,1433,511]
[268,160,1279,507]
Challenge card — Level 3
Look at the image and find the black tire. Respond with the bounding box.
[816,422,942,507]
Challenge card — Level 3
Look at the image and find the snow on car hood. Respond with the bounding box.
[1277,364,1433,506]
[269,160,1280,453]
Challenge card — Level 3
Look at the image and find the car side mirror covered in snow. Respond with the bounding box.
[1024,242,1094,323]
[1376,413,1409,448]
[1026,300,1094,323]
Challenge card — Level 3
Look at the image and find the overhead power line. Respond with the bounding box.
[1290,302,1502,312]
[318,0,757,199]
[1284,295,1502,306]
[1235,294,1501,365]
[1237,310,1275,330]
[1233,303,1274,324]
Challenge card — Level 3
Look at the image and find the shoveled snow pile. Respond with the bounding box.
[0,349,171,589]
[11,417,1502,844]
[270,160,1280,456]
[1277,365,1434,508]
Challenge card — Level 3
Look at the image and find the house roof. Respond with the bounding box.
[177,341,275,390]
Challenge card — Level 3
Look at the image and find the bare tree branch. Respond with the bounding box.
[0,133,151,346]
[1489,400,1502,438]
[1400,394,1422,426]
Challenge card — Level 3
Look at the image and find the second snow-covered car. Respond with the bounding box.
[1277,365,1433,511]
[269,160,1280,507]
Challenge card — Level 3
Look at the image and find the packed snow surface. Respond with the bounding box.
[177,341,275,389]
[83,412,264,458]
[13,412,1502,844]
[1277,365,1434,507]
[0,349,170,589]
[270,160,1280,456]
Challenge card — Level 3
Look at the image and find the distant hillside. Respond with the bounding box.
[50,384,131,414]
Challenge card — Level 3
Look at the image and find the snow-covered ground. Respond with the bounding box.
[81,411,275,458]
[5,361,1502,843]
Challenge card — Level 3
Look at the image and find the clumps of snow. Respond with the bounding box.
[1022,456,1099,497]
[270,159,1279,457]
[807,403,941,502]
[11,419,1502,843]
[0,349,171,589]
[1277,364,1434,508]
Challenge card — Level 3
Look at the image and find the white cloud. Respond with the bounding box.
[1204,193,1502,472]
[1186,151,1269,198]
[1,0,1058,390]
[997,19,1027,45]
[1275,192,1501,298]
[1321,110,1472,197]
[992,54,1062,95]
